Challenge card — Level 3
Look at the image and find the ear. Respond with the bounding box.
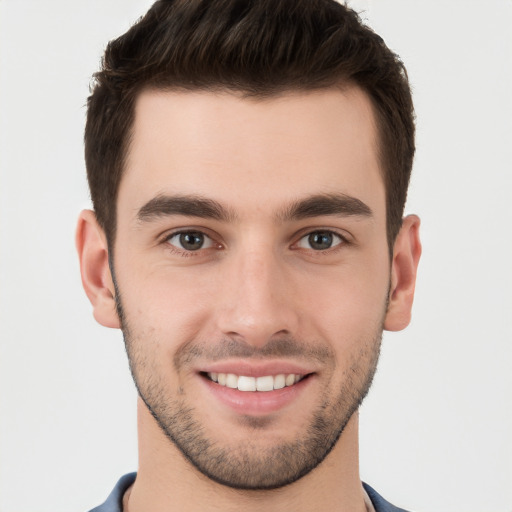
[76,210,120,329]
[384,214,422,332]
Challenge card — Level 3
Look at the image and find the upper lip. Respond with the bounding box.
[197,360,316,377]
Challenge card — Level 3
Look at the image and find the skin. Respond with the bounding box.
[77,86,421,512]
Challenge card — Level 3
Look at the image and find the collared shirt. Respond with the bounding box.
[88,473,411,512]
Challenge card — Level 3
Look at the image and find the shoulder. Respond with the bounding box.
[363,482,412,512]
[88,473,137,512]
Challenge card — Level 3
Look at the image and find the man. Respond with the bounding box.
[76,0,421,510]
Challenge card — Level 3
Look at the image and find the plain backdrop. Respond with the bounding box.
[0,1,511,511]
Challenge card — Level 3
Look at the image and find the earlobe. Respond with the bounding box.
[76,210,120,329]
[384,214,422,332]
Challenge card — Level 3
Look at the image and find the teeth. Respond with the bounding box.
[285,374,295,386]
[256,375,274,392]
[226,373,238,389]
[207,372,304,391]
[238,375,256,392]
[273,374,285,390]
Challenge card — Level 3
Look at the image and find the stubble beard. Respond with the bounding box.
[115,290,383,490]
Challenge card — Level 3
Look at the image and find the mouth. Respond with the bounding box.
[203,372,306,392]
[199,368,315,417]
[197,362,316,415]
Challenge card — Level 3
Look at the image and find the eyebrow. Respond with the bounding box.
[137,194,236,222]
[278,193,373,221]
[136,192,372,223]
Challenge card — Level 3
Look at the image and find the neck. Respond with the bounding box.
[127,398,367,512]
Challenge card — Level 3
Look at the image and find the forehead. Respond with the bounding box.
[120,87,384,220]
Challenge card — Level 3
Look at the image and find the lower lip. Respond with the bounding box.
[200,374,313,416]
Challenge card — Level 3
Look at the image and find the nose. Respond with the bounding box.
[216,246,300,349]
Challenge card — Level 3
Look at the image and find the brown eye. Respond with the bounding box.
[297,231,343,251]
[167,231,214,251]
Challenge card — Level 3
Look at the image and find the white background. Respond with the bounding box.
[0,1,511,511]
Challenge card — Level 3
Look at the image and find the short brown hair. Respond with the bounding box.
[85,0,415,248]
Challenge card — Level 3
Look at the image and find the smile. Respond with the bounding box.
[206,372,305,392]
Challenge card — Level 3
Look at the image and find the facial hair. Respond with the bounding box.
[114,284,383,490]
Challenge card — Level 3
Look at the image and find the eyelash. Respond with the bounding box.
[161,228,350,257]
[163,230,220,257]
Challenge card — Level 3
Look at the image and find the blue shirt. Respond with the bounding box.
[89,472,410,512]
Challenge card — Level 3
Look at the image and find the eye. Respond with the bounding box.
[296,230,344,251]
[166,231,215,251]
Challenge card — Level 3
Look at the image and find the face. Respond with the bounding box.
[112,87,391,489]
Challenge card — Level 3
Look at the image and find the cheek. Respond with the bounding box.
[118,271,214,391]
[295,260,389,345]
[117,263,217,340]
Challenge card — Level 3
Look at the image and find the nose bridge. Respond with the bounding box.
[217,243,298,347]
